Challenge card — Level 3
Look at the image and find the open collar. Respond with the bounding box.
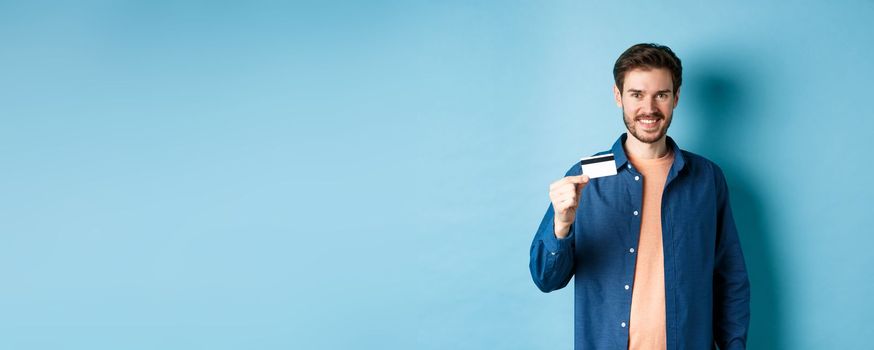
[610,133,686,173]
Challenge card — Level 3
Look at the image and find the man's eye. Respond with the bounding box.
[657,93,668,99]
[632,93,641,98]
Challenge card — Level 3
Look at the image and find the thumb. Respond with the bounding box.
[569,175,590,184]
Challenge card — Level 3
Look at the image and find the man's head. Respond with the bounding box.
[612,43,683,144]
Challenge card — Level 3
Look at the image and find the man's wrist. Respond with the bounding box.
[554,220,571,239]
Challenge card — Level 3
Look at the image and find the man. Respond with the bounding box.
[529,43,750,350]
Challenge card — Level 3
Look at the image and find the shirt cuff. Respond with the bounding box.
[541,221,575,253]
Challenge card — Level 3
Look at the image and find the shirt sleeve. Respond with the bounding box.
[712,167,751,349]
[529,164,579,293]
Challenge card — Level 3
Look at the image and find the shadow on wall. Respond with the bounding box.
[686,58,784,350]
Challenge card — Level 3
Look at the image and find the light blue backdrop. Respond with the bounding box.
[1,1,872,349]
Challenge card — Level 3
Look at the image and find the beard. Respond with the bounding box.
[622,108,673,144]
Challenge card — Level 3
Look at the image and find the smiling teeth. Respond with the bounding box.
[641,119,656,124]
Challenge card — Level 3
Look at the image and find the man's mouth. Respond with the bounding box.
[636,116,662,129]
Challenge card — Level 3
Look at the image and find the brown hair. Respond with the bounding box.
[613,43,682,94]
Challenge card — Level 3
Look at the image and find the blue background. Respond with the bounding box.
[2,1,872,349]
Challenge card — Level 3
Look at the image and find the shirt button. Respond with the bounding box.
[633,210,639,216]
[634,175,640,181]
[550,252,556,255]
[629,247,635,253]
[627,164,631,169]
[621,322,626,328]
[625,284,630,290]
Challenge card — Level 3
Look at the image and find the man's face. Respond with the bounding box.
[613,68,679,144]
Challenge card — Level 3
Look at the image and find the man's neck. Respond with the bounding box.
[624,134,670,160]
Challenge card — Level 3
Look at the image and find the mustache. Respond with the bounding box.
[635,111,665,120]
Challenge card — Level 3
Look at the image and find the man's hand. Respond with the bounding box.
[548,175,590,239]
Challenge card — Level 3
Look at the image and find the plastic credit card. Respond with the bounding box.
[580,154,618,178]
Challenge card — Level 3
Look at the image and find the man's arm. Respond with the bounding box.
[529,203,576,292]
[712,168,751,349]
[529,166,588,293]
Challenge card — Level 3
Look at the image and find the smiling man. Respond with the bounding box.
[529,43,750,349]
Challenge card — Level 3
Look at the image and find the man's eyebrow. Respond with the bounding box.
[626,89,674,94]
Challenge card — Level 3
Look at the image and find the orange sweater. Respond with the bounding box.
[626,149,675,350]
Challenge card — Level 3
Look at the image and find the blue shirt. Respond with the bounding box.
[529,133,750,350]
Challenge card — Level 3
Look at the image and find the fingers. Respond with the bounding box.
[550,188,576,204]
[549,175,590,190]
[549,176,590,198]
[550,174,591,226]
[573,176,589,197]
[550,174,591,214]
[567,175,591,184]
[555,195,579,209]
[554,190,578,203]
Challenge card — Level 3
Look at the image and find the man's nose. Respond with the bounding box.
[642,97,657,114]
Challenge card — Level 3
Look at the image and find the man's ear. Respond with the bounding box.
[673,87,681,108]
[613,85,622,108]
